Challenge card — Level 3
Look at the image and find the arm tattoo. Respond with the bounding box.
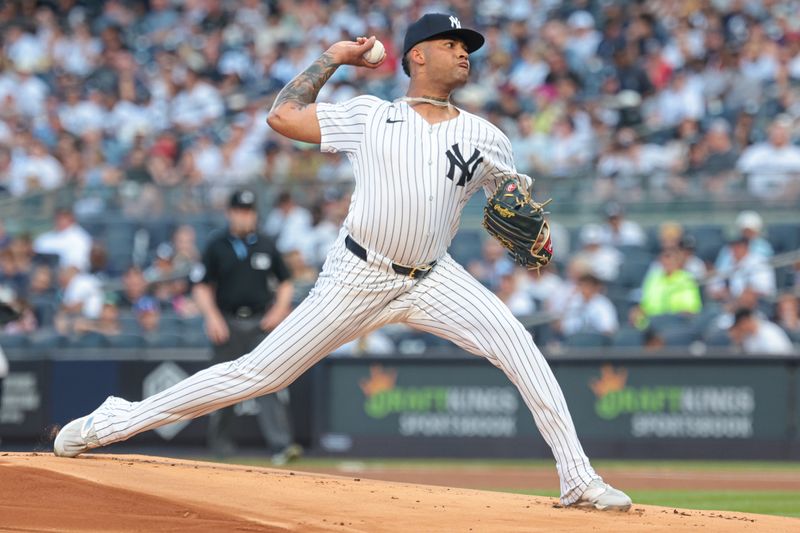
[270,52,340,112]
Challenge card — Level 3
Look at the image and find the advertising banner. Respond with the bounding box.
[328,362,539,439]
[0,361,48,438]
[321,359,795,456]
[555,362,788,440]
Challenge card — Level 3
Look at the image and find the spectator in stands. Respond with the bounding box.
[27,264,54,297]
[54,265,103,334]
[519,262,565,311]
[262,139,293,184]
[0,248,27,296]
[597,202,646,248]
[9,137,65,196]
[544,116,593,177]
[218,115,264,186]
[555,272,619,339]
[495,264,536,317]
[595,128,656,199]
[630,247,702,328]
[134,296,161,337]
[653,69,704,129]
[118,266,149,310]
[32,208,92,271]
[728,308,794,355]
[58,85,106,138]
[170,67,224,133]
[0,285,36,335]
[564,11,601,68]
[0,221,8,250]
[144,242,175,284]
[674,234,707,282]
[0,146,12,197]
[73,294,122,338]
[468,237,515,292]
[611,45,654,97]
[736,114,800,200]
[262,190,312,259]
[307,190,348,270]
[171,224,201,275]
[655,221,683,252]
[708,236,776,309]
[547,257,591,317]
[88,242,112,280]
[715,210,774,272]
[573,224,622,283]
[10,232,33,271]
[647,231,706,281]
[145,242,189,309]
[776,294,800,336]
[690,118,738,179]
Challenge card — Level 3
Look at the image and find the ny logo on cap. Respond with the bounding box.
[449,16,461,29]
[445,143,483,187]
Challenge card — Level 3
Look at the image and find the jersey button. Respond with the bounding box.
[427,160,432,165]
[428,196,433,201]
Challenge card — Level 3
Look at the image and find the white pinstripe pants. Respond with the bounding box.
[91,236,598,503]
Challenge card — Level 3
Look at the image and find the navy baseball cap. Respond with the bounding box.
[229,189,257,209]
[402,13,485,56]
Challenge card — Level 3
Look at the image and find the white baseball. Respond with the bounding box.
[362,39,385,64]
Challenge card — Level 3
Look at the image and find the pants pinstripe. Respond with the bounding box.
[91,235,598,504]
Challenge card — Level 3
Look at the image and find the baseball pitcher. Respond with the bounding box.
[55,13,631,511]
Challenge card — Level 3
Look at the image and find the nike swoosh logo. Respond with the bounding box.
[386,118,405,124]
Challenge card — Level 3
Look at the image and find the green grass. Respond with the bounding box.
[507,489,800,518]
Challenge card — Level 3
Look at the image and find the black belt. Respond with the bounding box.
[345,235,436,280]
[224,306,265,319]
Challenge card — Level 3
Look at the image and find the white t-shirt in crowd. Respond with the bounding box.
[709,253,776,299]
[263,206,313,256]
[9,153,65,196]
[170,82,224,128]
[33,223,92,271]
[743,319,795,355]
[59,100,107,136]
[560,292,619,336]
[598,220,647,247]
[62,273,104,319]
[737,143,800,198]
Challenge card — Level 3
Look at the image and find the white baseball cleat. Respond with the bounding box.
[53,415,101,458]
[572,479,632,511]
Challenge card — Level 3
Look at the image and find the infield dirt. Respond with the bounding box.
[1,453,797,532]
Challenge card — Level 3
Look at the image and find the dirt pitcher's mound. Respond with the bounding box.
[0,453,796,532]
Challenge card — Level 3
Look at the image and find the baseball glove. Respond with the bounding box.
[482,176,553,270]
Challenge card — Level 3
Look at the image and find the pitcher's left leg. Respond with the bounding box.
[406,256,598,504]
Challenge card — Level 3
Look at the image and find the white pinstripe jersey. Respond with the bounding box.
[317,95,517,266]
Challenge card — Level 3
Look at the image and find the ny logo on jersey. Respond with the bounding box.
[445,143,483,186]
[449,16,461,29]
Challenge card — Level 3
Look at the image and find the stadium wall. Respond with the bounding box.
[1,350,798,459]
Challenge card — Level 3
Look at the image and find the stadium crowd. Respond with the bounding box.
[0,0,798,354]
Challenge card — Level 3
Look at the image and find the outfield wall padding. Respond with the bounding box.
[1,349,798,459]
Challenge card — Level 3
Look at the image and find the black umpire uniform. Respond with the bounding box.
[193,189,298,461]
